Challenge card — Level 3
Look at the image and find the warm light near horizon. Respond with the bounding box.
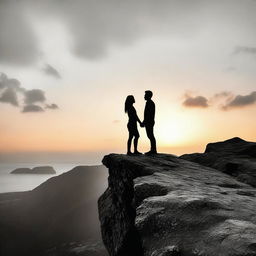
[157,121,185,146]
[155,109,202,147]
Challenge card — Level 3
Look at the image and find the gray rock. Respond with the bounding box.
[10,167,32,174]
[181,137,256,187]
[98,153,256,256]
[32,166,56,174]
[43,240,108,256]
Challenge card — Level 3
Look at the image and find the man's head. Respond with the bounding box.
[144,90,153,100]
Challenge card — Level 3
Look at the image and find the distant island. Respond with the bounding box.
[11,166,56,174]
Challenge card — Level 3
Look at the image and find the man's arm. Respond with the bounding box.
[152,102,155,120]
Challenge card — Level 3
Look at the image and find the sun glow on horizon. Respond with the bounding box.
[155,107,203,147]
[157,121,186,146]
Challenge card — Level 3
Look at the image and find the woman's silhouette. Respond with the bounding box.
[125,95,143,155]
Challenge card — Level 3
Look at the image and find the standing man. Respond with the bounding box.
[141,90,157,155]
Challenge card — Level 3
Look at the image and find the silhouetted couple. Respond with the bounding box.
[125,90,157,156]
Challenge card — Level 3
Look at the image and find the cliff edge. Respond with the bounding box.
[98,148,256,256]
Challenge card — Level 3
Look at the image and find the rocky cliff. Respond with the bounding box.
[98,140,256,256]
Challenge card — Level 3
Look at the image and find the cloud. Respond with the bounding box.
[213,91,232,99]
[182,91,256,111]
[0,73,25,92]
[0,72,58,113]
[0,88,19,106]
[0,0,205,64]
[45,103,58,109]
[0,1,39,65]
[24,89,46,104]
[233,46,256,56]
[0,73,5,89]
[209,91,234,103]
[2,0,256,66]
[0,73,24,106]
[2,0,256,65]
[51,0,204,60]
[222,91,256,110]
[22,104,44,113]
[183,94,209,108]
[42,64,61,79]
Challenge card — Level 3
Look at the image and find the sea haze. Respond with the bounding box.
[0,151,106,193]
[0,163,100,193]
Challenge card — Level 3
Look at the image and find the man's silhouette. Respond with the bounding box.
[142,90,157,155]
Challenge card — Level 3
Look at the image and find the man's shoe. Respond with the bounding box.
[145,150,157,155]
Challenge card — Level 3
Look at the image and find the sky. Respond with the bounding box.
[1,0,256,162]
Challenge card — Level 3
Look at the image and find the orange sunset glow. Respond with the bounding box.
[1,1,256,162]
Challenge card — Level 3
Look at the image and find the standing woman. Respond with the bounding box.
[125,95,143,155]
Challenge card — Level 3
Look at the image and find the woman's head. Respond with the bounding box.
[125,95,135,113]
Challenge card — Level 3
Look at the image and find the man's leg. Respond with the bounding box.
[145,125,157,153]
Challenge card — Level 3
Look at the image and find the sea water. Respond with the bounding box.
[0,163,98,193]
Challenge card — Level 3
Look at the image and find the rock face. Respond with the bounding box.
[181,137,256,187]
[98,152,256,256]
[0,165,108,256]
[11,166,56,174]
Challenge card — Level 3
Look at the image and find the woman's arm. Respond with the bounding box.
[136,114,143,126]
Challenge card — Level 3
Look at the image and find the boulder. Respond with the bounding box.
[181,137,256,187]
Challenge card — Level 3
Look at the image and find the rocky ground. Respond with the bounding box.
[98,139,256,256]
[181,137,256,187]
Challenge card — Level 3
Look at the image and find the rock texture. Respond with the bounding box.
[11,166,56,174]
[181,137,256,187]
[98,151,256,256]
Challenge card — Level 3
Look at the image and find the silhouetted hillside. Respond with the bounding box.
[0,165,108,256]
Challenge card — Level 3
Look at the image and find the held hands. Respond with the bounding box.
[140,121,145,128]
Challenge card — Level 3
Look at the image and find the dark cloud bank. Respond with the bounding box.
[183,91,256,110]
[0,0,208,65]
[1,0,256,67]
[0,73,58,113]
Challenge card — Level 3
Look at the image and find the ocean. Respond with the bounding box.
[0,163,96,193]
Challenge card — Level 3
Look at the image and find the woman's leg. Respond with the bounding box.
[134,131,141,154]
[134,135,139,152]
[127,134,133,154]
